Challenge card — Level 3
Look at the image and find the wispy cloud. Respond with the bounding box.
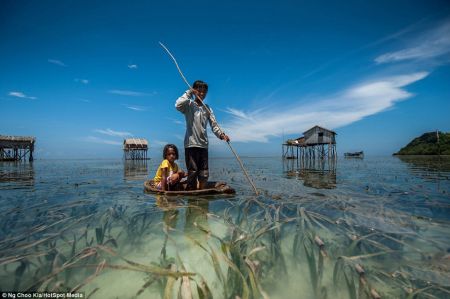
[375,20,450,64]
[224,108,258,121]
[174,134,184,141]
[128,64,138,69]
[48,59,67,67]
[258,18,431,101]
[75,78,89,84]
[94,128,132,137]
[153,140,169,146]
[108,89,152,96]
[124,105,147,111]
[79,98,91,103]
[85,136,122,146]
[223,72,429,142]
[167,117,184,125]
[8,91,37,100]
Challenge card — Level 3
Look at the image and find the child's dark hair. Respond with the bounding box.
[163,144,179,159]
[193,80,208,91]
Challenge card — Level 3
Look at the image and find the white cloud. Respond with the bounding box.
[174,134,184,141]
[8,91,37,100]
[223,72,429,143]
[375,20,450,64]
[85,136,122,146]
[125,105,147,111]
[128,64,138,69]
[167,117,184,125]
[108,89,151,96]
[75,78,89,84]
[153,140,169,146]
[224,108,256,121]
[94,128,132,137]
[48,59,67,67]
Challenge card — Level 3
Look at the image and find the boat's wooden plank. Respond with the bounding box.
[144,180,235,196]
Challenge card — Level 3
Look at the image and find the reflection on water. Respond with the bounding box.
[396,155,450,180]
[0,157,449,298]
[283,158,337,189]
[157,196,212,239]
[184,199,210,239]
[297,169,336,189]
[124,160,149,181]
[158,197,181,229]
[0,161,34,187]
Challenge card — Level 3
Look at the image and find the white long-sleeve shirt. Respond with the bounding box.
[175,90,223,149]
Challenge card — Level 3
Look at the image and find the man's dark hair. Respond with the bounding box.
[163,144,179,160]
[193,80,208,91]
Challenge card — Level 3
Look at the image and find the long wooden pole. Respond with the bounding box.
[159,42,259,195]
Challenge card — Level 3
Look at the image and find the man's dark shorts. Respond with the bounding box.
[185,147,209,187]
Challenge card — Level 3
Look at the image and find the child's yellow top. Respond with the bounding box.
[153,159,179,183]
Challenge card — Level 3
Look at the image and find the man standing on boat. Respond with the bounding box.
[175,80,230,190]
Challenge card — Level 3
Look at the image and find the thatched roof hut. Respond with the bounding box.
[0,135,35,148]
[123,138,148,150]
[0,135,35,161]
[123,138,149,160]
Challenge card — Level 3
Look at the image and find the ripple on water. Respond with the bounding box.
[0,156,449,298]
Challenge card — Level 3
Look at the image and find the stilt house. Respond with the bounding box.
[0,135,35,162]
[282,125,337,160]
[303,126,336,145]
[123,138,149,160]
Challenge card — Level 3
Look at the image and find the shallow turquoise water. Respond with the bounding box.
[0,156,449,298]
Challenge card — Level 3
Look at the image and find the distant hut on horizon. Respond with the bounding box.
[0,135,35,162]
[282,125,337,160]
[123,138,149,160]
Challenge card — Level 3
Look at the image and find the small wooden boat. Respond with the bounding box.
[144,179,235,196]
[344,151,364,158]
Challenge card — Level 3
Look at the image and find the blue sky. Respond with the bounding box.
[1,0,450,158]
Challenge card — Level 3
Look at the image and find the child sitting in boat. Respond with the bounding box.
[153,144,185,191]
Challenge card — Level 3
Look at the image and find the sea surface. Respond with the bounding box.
[0,156,449,298]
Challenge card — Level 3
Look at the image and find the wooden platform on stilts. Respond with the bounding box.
[0,135,35,162]
[282,126,337,160]
[123,138,150,160]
